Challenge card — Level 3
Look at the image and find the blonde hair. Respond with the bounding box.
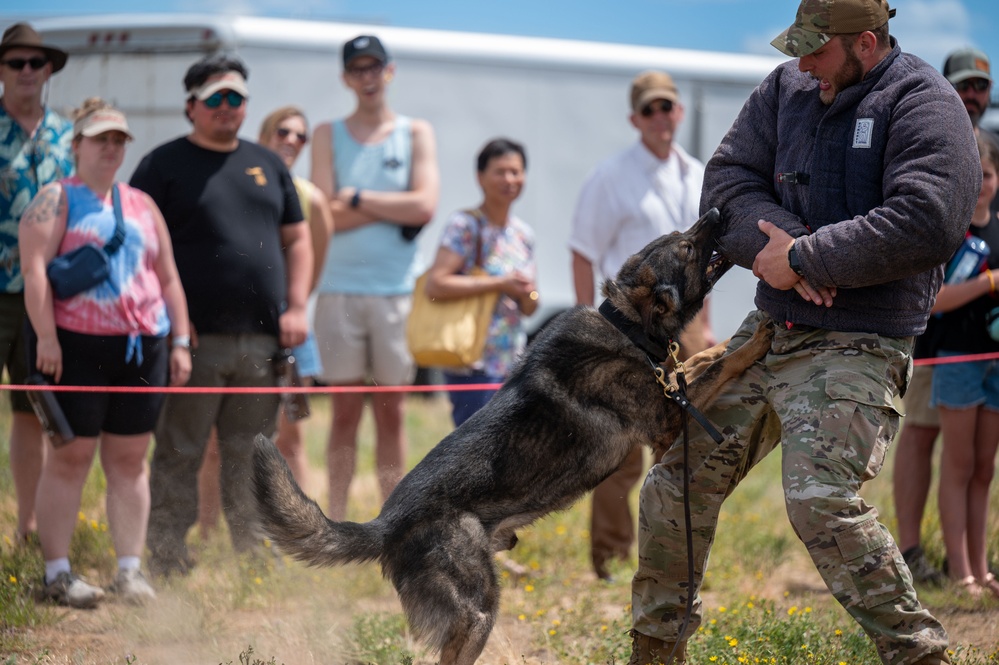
[259,105,308,143]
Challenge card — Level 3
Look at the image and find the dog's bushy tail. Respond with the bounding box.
[252,434,383,567]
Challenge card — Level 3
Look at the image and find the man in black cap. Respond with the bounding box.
[0,22,73,547]
[310,35,439,522]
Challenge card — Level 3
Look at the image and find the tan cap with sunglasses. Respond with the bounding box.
[0,22,68,72]
[189,71,250,100]
[630,70,679,112]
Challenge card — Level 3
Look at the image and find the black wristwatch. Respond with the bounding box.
[788,244,805,276]
[350,189,362,209]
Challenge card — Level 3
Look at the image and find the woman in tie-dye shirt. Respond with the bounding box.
[18,99,190,608]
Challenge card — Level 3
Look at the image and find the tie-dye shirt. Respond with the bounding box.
[53,177,169,338]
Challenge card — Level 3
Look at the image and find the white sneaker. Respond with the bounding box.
[110,568,157,605]
[39,571,105,609]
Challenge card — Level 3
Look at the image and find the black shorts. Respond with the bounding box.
[29,328,169,437]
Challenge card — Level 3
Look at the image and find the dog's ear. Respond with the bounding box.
[641,281,681,331]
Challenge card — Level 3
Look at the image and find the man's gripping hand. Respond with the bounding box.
[753,220,834,307]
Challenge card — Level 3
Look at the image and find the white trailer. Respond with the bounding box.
[19,14,784,339]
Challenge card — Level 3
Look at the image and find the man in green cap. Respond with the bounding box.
[890,45,998,593]
[628,1,980,663]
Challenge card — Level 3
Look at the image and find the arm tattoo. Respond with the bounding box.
[21,186,65,226]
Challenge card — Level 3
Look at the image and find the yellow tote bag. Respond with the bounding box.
[407,211,499,368]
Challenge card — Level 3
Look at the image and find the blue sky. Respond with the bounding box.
[7,0,999,74]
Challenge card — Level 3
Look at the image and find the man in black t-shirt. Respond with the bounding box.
[130,53,311,576]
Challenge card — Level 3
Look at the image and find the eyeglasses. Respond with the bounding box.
[640,99,675,117]
[345,62,385,78]
[276,127,308,145]
[1,57,48,71]
[956,78,990,93]
[202,90,246,109]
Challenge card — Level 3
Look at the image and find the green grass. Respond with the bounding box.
[0,393,997,664]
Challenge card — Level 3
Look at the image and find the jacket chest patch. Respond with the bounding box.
[853,119,874,149]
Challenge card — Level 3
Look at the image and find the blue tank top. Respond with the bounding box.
[319,116,418,295]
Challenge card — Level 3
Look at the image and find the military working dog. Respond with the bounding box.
[252,208,773,665]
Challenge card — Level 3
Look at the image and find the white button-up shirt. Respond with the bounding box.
[569,140,704,281]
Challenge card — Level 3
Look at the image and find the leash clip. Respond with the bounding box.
[654,366,679,395]
[668,340,685,378]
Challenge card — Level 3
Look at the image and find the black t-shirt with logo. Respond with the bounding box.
[130,138,303,336]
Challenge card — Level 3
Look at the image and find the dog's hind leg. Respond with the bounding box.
[438,610,496,665]
[391,515,500,665]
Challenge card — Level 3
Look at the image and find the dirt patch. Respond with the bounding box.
[9,559,999,665]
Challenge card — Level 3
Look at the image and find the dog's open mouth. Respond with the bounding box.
[705,250,733,287]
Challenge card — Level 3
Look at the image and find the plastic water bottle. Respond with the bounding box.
[944,236,990,285]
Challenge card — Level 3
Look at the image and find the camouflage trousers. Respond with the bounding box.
[632,310,950,665]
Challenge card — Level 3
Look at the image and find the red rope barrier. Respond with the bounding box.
[1,352,995,394]
[912,351,999,366]
[0,383,502,394]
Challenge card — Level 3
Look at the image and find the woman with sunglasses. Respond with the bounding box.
[424,138,538,426]
[19,98,191,608]
[0,22,75,548]
[195,106,333,536]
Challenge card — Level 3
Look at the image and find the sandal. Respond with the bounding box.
[977,572,999,599]
[956,575,983,599]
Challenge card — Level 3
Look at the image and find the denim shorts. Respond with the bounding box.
[930,350,999,411]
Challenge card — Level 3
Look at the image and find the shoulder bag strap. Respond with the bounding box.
[465,208,487,270]
[104,183,126,257]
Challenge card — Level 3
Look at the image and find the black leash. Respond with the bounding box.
[599,299,718,663]
[598,299,723,444]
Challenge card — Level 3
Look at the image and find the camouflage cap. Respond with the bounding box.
[943,48,991,85]
[771,0,896,58]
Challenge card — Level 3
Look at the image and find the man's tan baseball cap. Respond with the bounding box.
[630,71,679,112]
[771,0,896,58]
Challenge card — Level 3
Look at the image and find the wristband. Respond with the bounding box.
[172,335,191,349]
[350,189,362,209]
[988,270,996,295]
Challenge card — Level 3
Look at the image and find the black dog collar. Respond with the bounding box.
[598,299,672,364]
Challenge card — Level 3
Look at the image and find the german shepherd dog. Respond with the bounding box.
[252,208,773,665]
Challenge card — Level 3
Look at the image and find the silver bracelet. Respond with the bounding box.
[171,334,191,349]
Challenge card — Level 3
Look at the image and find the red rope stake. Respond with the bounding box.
[0,383,503,394]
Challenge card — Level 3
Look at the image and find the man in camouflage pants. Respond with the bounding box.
[628,1,982,664]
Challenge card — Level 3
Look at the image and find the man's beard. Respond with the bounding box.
[966,100,986,127]
[820,46,864,106]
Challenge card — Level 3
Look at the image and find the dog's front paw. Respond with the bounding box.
[740,318,775,360]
